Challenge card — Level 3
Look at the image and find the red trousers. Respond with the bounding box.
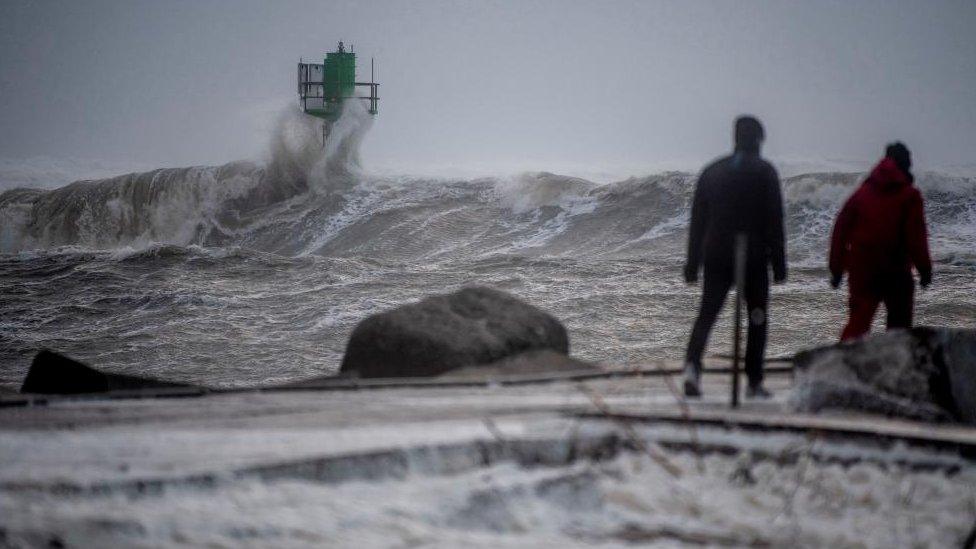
[840,271,914,341]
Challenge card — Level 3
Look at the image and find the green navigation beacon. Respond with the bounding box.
[298,41,379,144]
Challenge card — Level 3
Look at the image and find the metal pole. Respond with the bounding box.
[731,233,747,408]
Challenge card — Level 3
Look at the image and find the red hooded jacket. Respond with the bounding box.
[829,158,932,290]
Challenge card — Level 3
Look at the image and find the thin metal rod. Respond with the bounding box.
[731,233,747,408]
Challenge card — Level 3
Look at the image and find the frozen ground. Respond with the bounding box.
[2,369,975,548]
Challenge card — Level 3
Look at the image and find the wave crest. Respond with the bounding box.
[1,138,973,268]
[0,103,371,253]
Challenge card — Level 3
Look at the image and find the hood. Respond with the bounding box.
[865,157,911,193]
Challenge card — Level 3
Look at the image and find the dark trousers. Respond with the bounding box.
[840,271,914,341]
[685,266,769,385]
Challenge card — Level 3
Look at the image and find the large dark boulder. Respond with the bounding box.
[791,328,976,424]
[21,350,194,395]
[340,286,573,378]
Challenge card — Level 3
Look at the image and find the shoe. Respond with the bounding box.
[745,383,772,399]
[683,362,701,398]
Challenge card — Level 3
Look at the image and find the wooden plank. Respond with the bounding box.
[0,387,209,408]
[576,408,976,455]
[1,363,794,408]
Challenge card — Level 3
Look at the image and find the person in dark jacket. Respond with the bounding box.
[829,142,932,341]
[682,116,787,398]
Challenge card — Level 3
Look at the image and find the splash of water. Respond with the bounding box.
[0,102,372,253]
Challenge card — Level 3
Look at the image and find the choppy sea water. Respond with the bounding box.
[1,108,974,391]
[4,438,975,547]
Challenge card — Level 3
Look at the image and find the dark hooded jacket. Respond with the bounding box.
[685,150,786,280]
[829,158,932,289]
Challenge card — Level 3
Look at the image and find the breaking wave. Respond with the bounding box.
[1,111,974,268]
[0,102,371,255]
[1,108,975,389]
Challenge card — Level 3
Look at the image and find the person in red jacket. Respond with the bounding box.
[829,142,932,341]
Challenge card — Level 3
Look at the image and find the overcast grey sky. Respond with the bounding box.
[1,0,974,173]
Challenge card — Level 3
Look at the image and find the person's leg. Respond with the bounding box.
[683,268,732,397]
[884,273,915,330]
[685,268,733,367]
[743,271,770,388]
[841,287,880,341]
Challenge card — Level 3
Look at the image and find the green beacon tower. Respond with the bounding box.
[298,41,379,142]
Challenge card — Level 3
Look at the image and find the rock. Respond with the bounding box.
[791,328,976,424]
[340,286,572,378]
[932,329,976,425]
[439,349,599,380]
[20,350,194,395]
